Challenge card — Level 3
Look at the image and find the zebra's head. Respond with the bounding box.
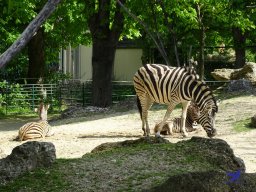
[198,101,218,138]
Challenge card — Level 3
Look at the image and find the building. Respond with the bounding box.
[60,43,143,82]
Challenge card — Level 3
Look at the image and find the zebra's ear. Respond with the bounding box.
[45,104,50,111]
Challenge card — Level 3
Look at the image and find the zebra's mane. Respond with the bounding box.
[182,66,200,80]
[196,80,218,113]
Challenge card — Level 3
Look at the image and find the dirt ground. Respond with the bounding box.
[0,94,256,173]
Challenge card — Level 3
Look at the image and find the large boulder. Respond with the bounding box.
[231,62,256,84]
[251,114,256,128]
[0,141,56,185]
[89,136,256,191]
[149,171,256,192]
[211,68,237,81]
[227,79,254,93]
[211,62,256,84]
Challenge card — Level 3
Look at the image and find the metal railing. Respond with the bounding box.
[0,80,228,115]
[1,83,59,114]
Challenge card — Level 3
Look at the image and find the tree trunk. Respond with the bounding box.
[233,27,246,69]
[198,26,205,81]
[27,28,45,83]
[92,40,116,107]
[88,0,125,107]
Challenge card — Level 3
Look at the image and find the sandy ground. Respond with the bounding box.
[0,95,256,173]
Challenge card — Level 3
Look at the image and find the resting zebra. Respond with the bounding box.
[133,64,218,137]
[154,102,200,135]
[16,103,54,141]
[18,121,52,141]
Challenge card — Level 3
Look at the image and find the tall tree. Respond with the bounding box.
[232,27,246,68]
[87,0,126,107]
[0,0,62,69]
[27,27,45,82]
[228,0,256,68]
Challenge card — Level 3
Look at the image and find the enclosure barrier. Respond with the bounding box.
[0,80,228,115]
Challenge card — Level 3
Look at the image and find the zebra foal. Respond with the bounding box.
[133,64,218,138]
[154,102,200,135]
[18,121,52,141]
[17,103,54,141]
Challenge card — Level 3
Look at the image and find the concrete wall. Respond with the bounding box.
[114,48,143,81]
[60,45,142,82]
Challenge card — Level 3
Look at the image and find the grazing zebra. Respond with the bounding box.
[133,64,218,137]
[18,121,52,141]
[154,102,200,135]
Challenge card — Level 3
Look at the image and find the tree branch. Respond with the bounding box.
[116,0,170,65]
[0,0,62,69]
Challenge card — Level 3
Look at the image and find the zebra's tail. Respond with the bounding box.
[136,96,142,119]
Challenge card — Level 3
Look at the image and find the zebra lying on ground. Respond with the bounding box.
[154,102,200,135]
[16,103,54,141]
[18,120,52,141]
[133,64,218,137]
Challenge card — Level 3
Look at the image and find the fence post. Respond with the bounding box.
[58,83,62,111]
[82,83,85,107]
[32,84,35,109]
[5,83,8,115]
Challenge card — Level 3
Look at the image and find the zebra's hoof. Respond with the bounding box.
[182,132,188,138]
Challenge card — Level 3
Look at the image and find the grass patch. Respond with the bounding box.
[0,139,227,192]
[0,160,71,192]
[233,118,252,132]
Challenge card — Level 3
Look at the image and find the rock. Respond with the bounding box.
[231,62,256,84]
[147,137,256,192]
[211,62,256,85]
[0,141,56,185]
[211,68,236,81]
[227,79,254,93]
[251,114,256,128]
[148,171,256,192]
[91,137,170,153]
[89,136,254,191]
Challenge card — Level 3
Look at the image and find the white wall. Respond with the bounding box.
[61,45,143,82]
[114,48,143,81]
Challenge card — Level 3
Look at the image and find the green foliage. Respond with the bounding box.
[0,81,28,106]
[44,70,72,84]
[0,0,91,83]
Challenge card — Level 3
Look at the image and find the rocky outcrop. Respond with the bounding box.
[149,171,256,192]
[0,141,56,185]
[90,136,256,191]
[211,68,237,81]
[251,114,256,128]
[211,62,256,85]
[227,79,254,93]
[91,136,169,153]
[231,62,256,84]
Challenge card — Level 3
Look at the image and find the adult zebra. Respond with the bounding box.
[133,64,218,137]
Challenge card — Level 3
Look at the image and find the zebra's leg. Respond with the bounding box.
[181,101,191,137]
[155,104,175,137]
[138,95,153,136]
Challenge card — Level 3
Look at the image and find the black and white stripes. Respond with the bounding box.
[154,102,200,135]
[133,64,218,137]
[18,120,52,141]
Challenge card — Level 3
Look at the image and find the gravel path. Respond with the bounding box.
[0,95,255,173]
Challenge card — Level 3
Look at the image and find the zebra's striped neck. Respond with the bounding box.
[184,77,217,113]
